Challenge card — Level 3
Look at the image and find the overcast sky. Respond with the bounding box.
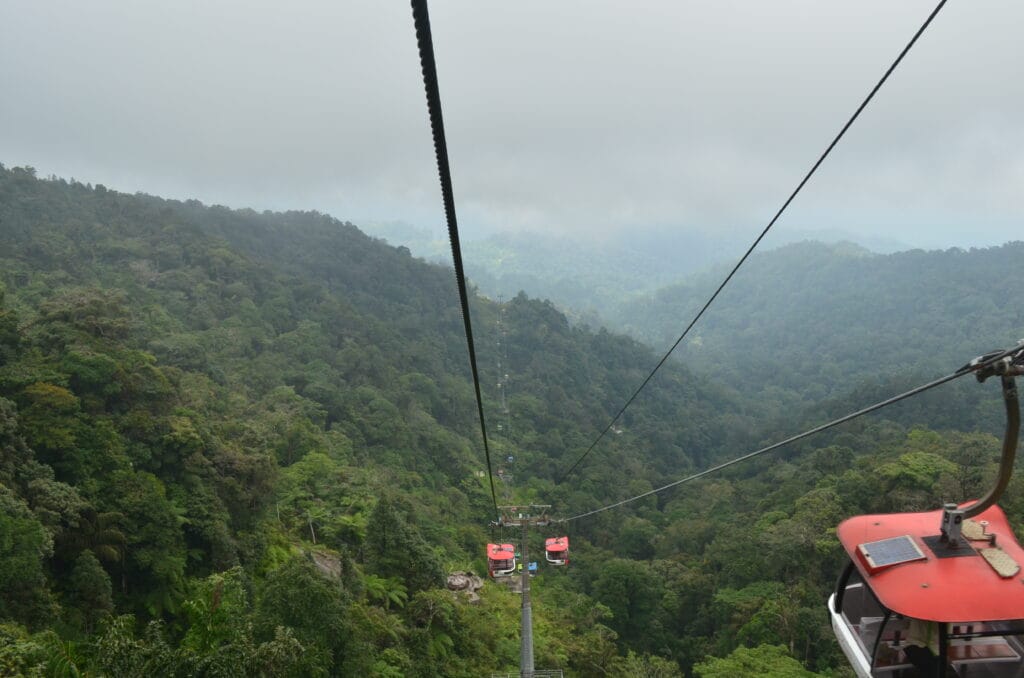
[1,1,1021,250]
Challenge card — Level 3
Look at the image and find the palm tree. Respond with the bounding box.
[63,508,127,564]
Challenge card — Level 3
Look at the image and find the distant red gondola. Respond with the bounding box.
[544,536,569,566]
[487,542,516,577]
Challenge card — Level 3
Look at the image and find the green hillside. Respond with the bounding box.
[1,165,1021,677]
[609,240,1024,432]
[360,226,736,315]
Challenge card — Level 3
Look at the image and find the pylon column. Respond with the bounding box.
[520,518,534,678]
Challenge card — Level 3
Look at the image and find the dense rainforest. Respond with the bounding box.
[605,240,1024,430]
[1,164,1022,677]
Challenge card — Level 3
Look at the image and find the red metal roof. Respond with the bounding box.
[545,536,569,553]
[487,543,515,560]
[837,504,1024,622]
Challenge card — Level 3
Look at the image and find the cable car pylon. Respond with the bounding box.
[491,505,565,678]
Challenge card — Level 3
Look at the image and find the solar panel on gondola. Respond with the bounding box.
[857,535,926,573]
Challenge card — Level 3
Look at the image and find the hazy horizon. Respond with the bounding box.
[3,1,1021,252]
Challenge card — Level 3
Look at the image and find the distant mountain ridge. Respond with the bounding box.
[360,220,1020,419]
[362,221,916,317]
[604,239,1024,430]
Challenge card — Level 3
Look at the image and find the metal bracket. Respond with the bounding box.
[941,344,1023,539]
[939,502,966,547]
[498,505,551,527]
[964,341,1024,383]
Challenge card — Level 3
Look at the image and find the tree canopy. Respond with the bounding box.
[0,164,1017,676]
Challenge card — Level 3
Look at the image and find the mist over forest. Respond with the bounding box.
[361,221,912,319]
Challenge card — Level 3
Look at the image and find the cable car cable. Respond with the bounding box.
[555,0,949,485]
[560,342,1021,522]
[411,0,499,517]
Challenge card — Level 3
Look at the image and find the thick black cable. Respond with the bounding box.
[411,0,499,517]
[556,0,949,484]
[561,342,1023,522]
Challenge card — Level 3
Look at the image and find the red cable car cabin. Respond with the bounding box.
[487,543,516,577]
[829,505,1024,677]
[830,346,1024,677]
[544,536,569,566]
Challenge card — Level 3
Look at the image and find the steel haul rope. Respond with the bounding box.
[562,342,1024,522]
[557,0,950,484]
[411,0,499,517]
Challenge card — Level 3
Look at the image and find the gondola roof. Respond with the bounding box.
[488,543,515,559]
[837,504,1024,622]
[545,537,568,553]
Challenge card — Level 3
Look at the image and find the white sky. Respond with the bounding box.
[1,1,1021,249]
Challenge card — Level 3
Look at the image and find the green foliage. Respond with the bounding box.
[609,241,1024,433]
[17,382,79,456]
[610,651,685,677]
[35,629,86,677]
[104,470,187,615]
[3,165,1018,676]
[181,567,249,654]
[0,487,55,626]
[0,286,20,367]
[92,611,308,677]
[694,644,821,677]
[65,549,113,634]
[277,451,368,546]
[0,622,49,677]
[592,558,665,651]
[255,559,352,674]
[364,496,443,595]
[0,397,31,485]
[363,574,408,610]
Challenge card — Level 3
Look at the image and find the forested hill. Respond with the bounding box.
[364,222,911,319]
[0,165,751,478]
[609,240,1024,431]
[3,165,1022,677]
[405,229,743,314]
[0,164,756,675]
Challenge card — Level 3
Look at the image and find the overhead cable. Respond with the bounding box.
[556,0,949,484]
[411,0,499,516]
[561,342,1023,522]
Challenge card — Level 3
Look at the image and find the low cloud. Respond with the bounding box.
[2,0,1020,248]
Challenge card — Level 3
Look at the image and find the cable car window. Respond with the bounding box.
[944,621,1024,675]
[837,565,887,657]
